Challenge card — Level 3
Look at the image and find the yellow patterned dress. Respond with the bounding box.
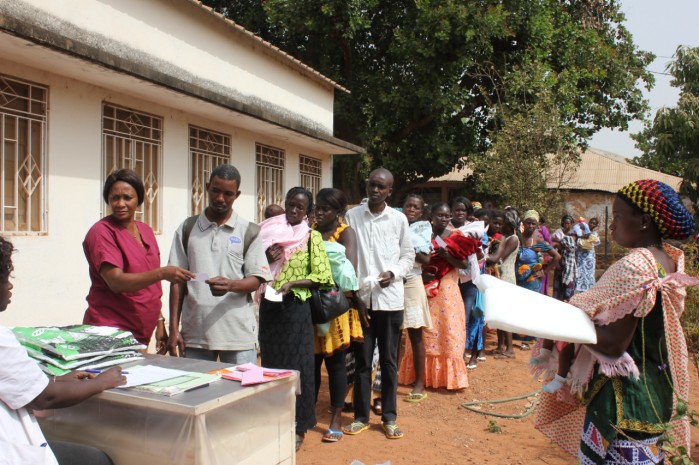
[313,223,364,356]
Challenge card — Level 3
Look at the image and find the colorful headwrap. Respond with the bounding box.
[523,210,540,222]
[471,201,483,209]
[617,180,696,240]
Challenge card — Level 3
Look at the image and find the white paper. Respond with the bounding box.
[193,273,210,283]
[264,286,283,302]
[434,235,448,249]
[117,365,191,388]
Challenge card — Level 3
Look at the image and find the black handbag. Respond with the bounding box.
[307,234,350,324]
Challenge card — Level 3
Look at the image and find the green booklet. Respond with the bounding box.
[13,325,145,360]
[130,371,221,396]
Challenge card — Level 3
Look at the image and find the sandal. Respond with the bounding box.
[404,392,428,403]
[520,343,531,351]
[322,429,344,443]
[382,422,404,439]
[466,363,477,370]
[372,399,383,416]
[494,353,515,360]
[343,420,370,435]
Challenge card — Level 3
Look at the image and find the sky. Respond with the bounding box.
[588,0,699,159]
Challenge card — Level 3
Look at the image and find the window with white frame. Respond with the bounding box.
[189,125,231,215]
[255,143,285,221]
[299,155,322,197]
[102,104,162,232]
[0,74,48,234]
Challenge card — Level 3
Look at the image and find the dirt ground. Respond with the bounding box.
[298,331,699,465]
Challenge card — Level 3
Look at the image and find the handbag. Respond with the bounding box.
[306,233,350,324]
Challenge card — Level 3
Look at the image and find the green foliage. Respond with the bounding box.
[205,0,653,198]
[633,46,699,222]
[487,420,502,433]
[680,240,699,356]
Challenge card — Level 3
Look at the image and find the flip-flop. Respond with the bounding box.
[494,353,515,360]
[466,363,477,370]
[403,392,428,403]
[477,356,486,361]
[343,421,370,435]
[382,422,404,439]
[322,429,344,443]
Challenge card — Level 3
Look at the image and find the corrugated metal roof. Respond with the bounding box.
[427,148,682,192]
[548,148,683,192]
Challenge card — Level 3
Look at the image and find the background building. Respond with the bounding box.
[0,0,362,327]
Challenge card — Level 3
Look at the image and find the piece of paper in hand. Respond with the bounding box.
[434,235,447,249]
[193,273,210,283]
[264,286,283,302]
[362,276,379,291]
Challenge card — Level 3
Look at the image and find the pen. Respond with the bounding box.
[85,369,129,374]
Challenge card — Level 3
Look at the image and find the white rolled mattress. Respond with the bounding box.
[474,274,597,344]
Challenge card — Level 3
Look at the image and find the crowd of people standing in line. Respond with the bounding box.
[2,161,697,465]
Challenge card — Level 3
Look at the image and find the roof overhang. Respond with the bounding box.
[0,13,364,155]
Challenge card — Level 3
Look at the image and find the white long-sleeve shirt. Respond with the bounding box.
[345,203,415,311]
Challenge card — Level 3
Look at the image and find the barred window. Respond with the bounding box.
[102,104,162,232]
[299,155,322,197]
[0,74,48,234]
[189,125,231,215]
[255,143,285,221]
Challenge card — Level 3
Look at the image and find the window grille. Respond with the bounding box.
[189,125,231,215]
[0,74,47,234]
[299,155,322,197]
[255,143,285,221]
[102,104,162,232]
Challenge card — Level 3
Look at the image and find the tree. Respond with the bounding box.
[633,46,699,220]
[204,0,653,202]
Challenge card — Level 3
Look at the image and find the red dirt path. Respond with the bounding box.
[298,332,699,465]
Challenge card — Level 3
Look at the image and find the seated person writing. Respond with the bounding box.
[0,236,126,465]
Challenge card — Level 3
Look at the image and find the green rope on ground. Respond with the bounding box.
[460,389,542,419]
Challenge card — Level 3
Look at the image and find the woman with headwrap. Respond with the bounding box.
[515,210,560,349]
[533,180,697,465]
[551,214,577,302]
[485,211,521,358]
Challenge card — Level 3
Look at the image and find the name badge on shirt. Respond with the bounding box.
[229,235,242,244]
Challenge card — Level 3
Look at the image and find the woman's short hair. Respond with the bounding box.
[285,186,314,214]
[0,236,14,283]
[103,169,145,206]
[450,196,473,215]
[316,188,348,215]
[403,193,424,208]
[431,202,450,215]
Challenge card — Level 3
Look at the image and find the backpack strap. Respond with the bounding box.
[242,221,260,256]
[181,215,199,257]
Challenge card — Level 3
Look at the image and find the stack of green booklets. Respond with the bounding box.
[13,324,145,376]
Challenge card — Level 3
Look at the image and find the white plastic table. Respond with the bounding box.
[38,355,297,465]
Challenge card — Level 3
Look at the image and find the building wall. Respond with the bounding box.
[0,59,332,328]
[12,0,335,135]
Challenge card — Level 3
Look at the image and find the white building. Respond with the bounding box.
[0,0,362,328]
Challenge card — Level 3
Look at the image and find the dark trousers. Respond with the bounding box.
[49,441,114,465]
[353,308,404,423]
[315,350,347,408]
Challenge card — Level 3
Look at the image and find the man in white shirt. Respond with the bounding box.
[343,168,414,439]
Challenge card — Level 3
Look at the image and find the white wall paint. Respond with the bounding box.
[0,60,333,330]
[19,0,335,133]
